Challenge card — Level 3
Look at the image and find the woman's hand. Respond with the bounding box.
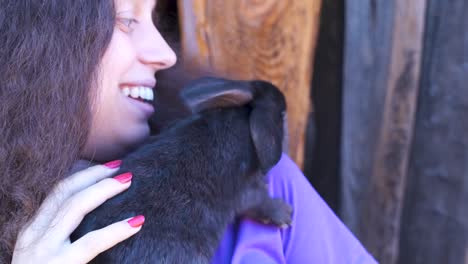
[12,161,143,264]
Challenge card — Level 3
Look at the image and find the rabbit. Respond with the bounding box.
[72,77,292,264]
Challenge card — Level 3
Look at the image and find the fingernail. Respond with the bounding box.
[104,160,122,169]
[128,215,145,228]
[113,172,132,183]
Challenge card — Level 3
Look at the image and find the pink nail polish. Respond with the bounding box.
[103,160,122,169]
[113,172,132,184]
[128,215,145,228]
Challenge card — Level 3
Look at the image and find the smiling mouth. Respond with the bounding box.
[121,86,155,105]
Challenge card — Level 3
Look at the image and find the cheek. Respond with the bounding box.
[101,31,136,80]
[96,31,136,122]
[85,30,149,158]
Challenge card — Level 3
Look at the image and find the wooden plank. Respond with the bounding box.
[341,1,398,234]
[341,0,426,263]
[360,1,427,262]
[398,1,468,263]
[177,0,322,168]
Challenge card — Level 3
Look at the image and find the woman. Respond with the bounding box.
[1,0,376,263]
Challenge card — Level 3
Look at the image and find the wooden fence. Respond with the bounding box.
[341,1,467,263]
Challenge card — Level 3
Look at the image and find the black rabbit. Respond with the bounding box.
[72,77,292,264]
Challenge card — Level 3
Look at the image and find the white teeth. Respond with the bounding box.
[121,86,154,101]
[122,87,130,96]
[139,87,144,98]
[148,88,154,100]
[130,87,139,98]
[142,87,148,100]
[146,88,152,100]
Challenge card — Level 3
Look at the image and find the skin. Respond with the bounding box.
[12,0,176,263]
[82,0,176,161]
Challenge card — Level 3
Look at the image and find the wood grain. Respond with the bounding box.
[398,1,468,263]
[341,0,426,263]
[178,0,322,168]
[361,1,427,262]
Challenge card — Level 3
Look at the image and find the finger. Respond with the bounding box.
[18,162,122,245]
[53,160,123,202]
[47,173,133,242]
[63,216,144,264]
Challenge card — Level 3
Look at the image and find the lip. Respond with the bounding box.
[120,79,157,88]
[125,96,155,119]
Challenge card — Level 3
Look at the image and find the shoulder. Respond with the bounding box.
[265,153,319,207]
[266,153,307,192]
[266,153,378,264]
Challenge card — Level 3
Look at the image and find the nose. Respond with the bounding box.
[137,24,177,71]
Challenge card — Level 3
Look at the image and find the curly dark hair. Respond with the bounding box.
[0,1,115,262]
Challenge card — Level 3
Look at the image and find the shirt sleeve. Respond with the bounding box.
[212,153,378,264]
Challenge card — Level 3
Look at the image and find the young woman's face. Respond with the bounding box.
[82,0,176,161]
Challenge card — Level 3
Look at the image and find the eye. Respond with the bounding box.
[117,17,139,32]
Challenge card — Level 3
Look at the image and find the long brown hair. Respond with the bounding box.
[0,1,114,262]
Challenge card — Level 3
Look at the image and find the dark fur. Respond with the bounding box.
[72,77,291,263]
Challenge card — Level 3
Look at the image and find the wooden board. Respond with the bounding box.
[341,0,426,263]
[177,0,322,168]
[398,1,468,263]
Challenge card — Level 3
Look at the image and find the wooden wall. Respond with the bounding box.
[341,0,468,263]
[398,1,468,263]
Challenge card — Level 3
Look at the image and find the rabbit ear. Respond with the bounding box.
[248,81,287,173]
[180,77,253,113]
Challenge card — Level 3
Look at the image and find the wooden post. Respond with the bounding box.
[360,1,427,262]
[177,0,322,168]
[398,1,468,263]
[341,0,426,263]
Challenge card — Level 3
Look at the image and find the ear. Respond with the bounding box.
[250,110,284,173]
[180,77,254,113]
[248,81,286,173]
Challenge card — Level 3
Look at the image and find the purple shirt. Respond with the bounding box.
[211,154,378,264]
